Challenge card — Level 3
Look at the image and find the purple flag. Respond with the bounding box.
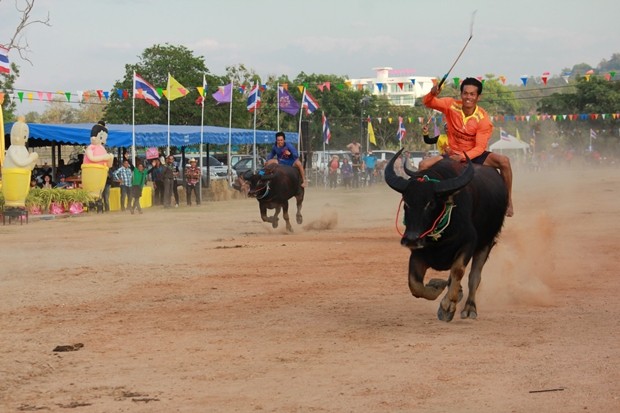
[212,82,233,104]
[278,86,300,116]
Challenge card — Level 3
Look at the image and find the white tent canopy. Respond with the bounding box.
[489,133,529,152]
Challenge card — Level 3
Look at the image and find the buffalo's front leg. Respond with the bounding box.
[437,255,468,322]
[260,204,279,228]
[282,202,293,232]
[408,255,446,300]
[295,191,304,225]
[461,244,492,319]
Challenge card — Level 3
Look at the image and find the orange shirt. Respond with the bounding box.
[423,94,493,160]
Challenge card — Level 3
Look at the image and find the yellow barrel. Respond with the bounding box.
[1,168,31,207]
[81,163,108,199]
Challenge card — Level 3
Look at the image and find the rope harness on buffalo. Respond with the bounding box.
[395,175,456,240]
[256,181,271,200]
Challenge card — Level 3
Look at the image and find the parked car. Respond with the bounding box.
[173,154,236,185]
[370,150,397,163]
[232,157,266,176]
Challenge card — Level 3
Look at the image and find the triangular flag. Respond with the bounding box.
[166,74,189,101]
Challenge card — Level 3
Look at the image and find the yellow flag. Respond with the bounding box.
[166,74,189,101]
[368,121,377,145]
[516,128,521,141]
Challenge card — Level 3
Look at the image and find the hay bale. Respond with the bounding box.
[205,180,235,201]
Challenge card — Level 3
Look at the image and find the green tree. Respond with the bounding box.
[39,99,77,123]
[597,53,620,73]
[104,44,210,126]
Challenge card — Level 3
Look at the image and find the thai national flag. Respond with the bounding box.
[246,84,261,112]
[134,73,161,107]
[302,89,319,115]
[322,112,331,144]
[500,128,511,141]
[0,45,10,74]
[397,116,406,141]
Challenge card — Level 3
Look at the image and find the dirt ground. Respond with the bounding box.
[1,162,619,412]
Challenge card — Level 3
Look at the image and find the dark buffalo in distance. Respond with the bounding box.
[385,149,507,322]
[242,164,304,232]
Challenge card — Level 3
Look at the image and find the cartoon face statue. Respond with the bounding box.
[90,121,108,146]
[4,116,38,170]
[10,118,30,146]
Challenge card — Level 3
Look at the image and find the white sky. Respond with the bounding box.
[3,0,619,115]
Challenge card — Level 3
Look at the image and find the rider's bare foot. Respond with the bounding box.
[506,201,514,217]
[301,181,306,188]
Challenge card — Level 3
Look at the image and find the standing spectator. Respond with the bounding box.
[130,161,148,215]
[185,158,201,206]
[363,151,377,186]
[149,158,165,206]
[162,155,176,209]
[113,159,133,211]
[166,155,180,207]
[328,155,339,189]
[351,153,362,188]
[347,139,362,157]
[341,158,353,189]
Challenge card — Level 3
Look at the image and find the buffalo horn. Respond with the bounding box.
[384,148,410,193]
[403,157,418,177]
[433,156,474,196]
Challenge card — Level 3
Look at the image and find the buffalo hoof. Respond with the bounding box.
[426,278,448,291]
[437,300,456,322]
[460,302,478,319]
[271,219,279,229]
[296,215,303,225]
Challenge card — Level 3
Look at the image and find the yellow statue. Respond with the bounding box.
[1,117,38,207]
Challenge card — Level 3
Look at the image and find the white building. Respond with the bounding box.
[348,67,436,107]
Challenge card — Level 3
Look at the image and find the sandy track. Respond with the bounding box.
[1,164,619,412]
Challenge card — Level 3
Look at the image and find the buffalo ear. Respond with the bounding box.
[242,170,254,180]
[384,148,410,193]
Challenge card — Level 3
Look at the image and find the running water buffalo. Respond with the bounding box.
[242,164,304,232]
[385,149,507,322]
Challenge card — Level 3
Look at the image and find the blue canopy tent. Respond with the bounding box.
[2,122,298,183]
[4,122,298,147]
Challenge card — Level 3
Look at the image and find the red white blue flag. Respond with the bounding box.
[247,84,261,112]
[397,116,406,141]
[500,128,511,141]
[322,112,331,144]
[0,45,10,75]
[302,89,319,115]
[134,73,161,107]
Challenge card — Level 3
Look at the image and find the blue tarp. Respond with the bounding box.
[4,122,298,147]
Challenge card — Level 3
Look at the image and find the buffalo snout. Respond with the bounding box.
[401,234,425,249]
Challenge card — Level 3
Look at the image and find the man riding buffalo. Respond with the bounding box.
[421,77,514,217]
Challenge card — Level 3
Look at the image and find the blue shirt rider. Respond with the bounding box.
[265,131,306,187]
